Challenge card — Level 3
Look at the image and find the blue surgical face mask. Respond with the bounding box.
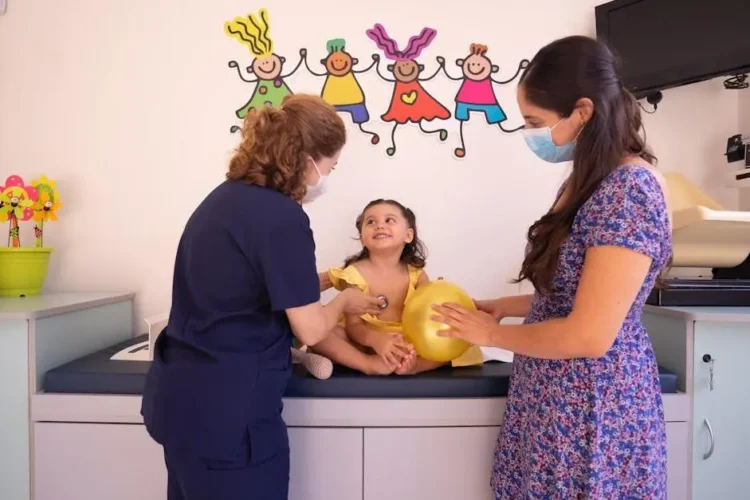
[520,118,578,164]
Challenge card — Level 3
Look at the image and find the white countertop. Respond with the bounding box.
[0,292,135,320]
[643,305,750,322]
[31,392,690,426]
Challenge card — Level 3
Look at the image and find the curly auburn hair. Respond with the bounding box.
[344,199,428,269]
[226,94,346,201]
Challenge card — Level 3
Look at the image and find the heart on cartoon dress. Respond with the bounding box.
[400,91,417,105]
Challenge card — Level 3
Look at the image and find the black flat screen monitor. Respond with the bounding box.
[596,0,750,98]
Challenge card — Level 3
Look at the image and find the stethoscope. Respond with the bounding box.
[377,295,389,310]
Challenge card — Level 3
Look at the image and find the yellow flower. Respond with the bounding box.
[32,191,62,222]
[32,175,56,191]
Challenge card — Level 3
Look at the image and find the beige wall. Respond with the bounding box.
[0,0,742,327]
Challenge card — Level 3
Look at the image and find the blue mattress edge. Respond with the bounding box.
[43,335,679,398]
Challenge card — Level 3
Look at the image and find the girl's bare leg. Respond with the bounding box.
[312,327,394,375]
[395,355,447,375]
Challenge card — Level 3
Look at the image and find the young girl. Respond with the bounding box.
[313,199,483,375]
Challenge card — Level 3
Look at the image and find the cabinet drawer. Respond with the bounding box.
[364,427,499,500]
[34,423,165,500]
[289,427,363,500]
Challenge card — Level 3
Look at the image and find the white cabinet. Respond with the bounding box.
[288,427,363,500]
[30,398,690,500]
[363,425,688,500]
[33,423,166,500]
[363,427,500,500]
[691,321,750,499]
[644,306,750,500]
[0,292,134,500]
[666,422,689,500]
[33,423,364,500]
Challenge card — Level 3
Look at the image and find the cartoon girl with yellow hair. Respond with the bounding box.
[224,9,305,133]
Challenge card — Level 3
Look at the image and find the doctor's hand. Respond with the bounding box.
[342,288,386,316]
[431,303,498,347]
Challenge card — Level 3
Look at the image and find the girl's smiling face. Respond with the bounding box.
[360,202,414,252]
[392,60,421,83]
[252,54,284,80]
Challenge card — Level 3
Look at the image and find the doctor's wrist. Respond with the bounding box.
[318,271,333,292]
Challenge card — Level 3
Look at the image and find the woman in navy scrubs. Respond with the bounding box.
[141,94,383,500]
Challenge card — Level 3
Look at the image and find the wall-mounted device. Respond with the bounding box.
[725,134,749,166]
[647,173,750,307]
[596,0,750,101]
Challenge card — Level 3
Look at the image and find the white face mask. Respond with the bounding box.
[301,159,329,204]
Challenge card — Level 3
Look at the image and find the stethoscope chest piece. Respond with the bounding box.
[377,295,389,309]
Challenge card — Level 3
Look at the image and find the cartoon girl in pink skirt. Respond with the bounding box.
[366,24,451,157]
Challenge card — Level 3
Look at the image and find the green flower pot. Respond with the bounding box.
[0,247,53,297]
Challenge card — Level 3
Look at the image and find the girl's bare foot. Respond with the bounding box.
[364,354,395,376]
[395,350,418,375]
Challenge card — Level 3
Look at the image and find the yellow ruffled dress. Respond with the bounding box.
[328,266,484,367]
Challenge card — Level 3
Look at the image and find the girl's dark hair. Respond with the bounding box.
[344,199,427,269]
[515,35,657,294]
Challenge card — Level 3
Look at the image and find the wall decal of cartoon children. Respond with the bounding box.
[366,24,451,157]
[302,38,380,144]
[438,44,529,158]
[224,8,305,133]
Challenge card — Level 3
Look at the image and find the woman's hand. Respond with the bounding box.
[431,303,498,347]
[371,332,414,368]
[473,298,506,321]
[342,288,385,316]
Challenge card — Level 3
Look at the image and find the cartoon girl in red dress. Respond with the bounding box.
[366,24,451,157]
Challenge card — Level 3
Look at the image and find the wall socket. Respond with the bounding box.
[0,0,6,15]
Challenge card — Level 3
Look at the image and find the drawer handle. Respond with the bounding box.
[702,418,715,460]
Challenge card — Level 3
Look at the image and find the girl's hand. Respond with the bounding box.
[371,332,413,368]
[342,288,385,316]
[473,298,506,321]
[431,303,498,347]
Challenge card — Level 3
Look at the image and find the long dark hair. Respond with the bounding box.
[516,36,656,294]
[344,199,427,269]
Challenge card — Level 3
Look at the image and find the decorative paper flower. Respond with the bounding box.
[32,191,62,222]
[32,175,55,192]
[31,175,62,223]
[0,185,36,222]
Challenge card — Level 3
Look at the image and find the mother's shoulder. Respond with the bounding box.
[605,161,665,192]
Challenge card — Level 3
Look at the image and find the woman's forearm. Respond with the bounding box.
[487,316,611,359]
[320,290,349,333]
[499,294,534,318]
[288,292,350,347]
[318,271,333,293]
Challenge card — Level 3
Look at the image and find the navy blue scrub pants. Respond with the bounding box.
[164,445,290,500]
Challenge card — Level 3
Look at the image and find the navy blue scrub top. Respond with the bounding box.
[141,180,320,460]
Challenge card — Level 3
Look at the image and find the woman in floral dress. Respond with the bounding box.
[433,36,672,499]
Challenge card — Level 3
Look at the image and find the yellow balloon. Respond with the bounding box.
[402,279,474,362]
